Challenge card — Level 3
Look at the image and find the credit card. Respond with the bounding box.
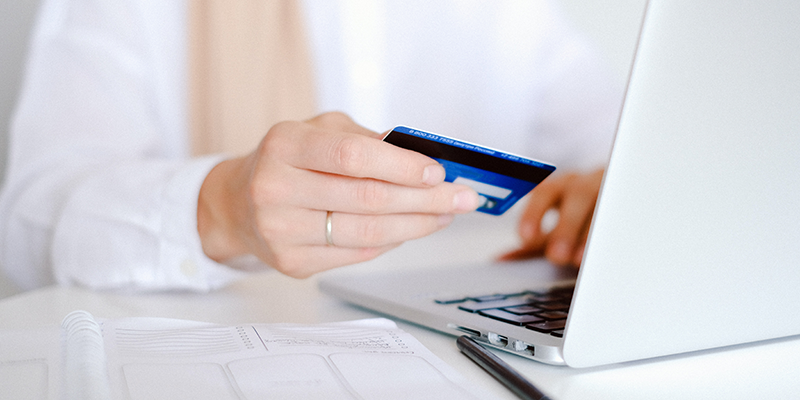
[383,126,556,215]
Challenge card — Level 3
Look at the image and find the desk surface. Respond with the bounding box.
[2,211,799,400]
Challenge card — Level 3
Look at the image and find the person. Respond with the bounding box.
[0,0,620,291]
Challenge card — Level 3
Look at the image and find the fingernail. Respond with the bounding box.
[453,189,479,211]
[422,164,446,186]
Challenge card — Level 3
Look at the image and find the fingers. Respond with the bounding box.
[498,208,559,261]
[499,177,566,261]
[304,111,379,138]
[518,178,565,248]
[261,118,448,188]
[265,244,399,279]
[500,169,604,267]
[544,170,603,266]
[319,176,478,214]
[252,116,479,215]
[571,228,590,267]
[251,209,454,278]
[256,208,455,248]
[255,167,478,215]
[544,196,592,266]
[328,212,455,247]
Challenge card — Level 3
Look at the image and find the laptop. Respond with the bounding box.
[319,0,800,368]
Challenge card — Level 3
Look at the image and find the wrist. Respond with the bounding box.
[197,157,252,263]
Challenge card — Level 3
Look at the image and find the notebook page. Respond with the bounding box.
[0,327,55,400]
[101,316,484,400]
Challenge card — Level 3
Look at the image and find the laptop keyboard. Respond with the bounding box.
[435,286,574,338]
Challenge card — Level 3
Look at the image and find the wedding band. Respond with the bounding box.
[325,211,335,246]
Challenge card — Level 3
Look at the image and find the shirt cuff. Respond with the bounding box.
[160,155,252,291]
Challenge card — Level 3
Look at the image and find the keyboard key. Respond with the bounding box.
[468,294,509,302]
[526,319,567,333]
[550,329,565,338]
[535,301,571,311]
[525,293,564,303]
[500,291,530,298]
[434,297,468,305]
[503,305,541,315]
[534,310,568,320]
[479,309,545,326]
[458,297,536,313]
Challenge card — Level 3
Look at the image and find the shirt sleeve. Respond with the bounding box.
[0,0,248,291]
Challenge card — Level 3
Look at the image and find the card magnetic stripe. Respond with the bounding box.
[385,128,554,184]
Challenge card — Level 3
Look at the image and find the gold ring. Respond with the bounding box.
[325,211,334,246]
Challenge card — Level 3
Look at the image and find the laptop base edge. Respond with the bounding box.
[319,277,567,366]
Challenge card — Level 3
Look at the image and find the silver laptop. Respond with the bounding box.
[319,0,800,368]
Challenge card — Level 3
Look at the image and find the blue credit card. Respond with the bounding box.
[383,126,556,215]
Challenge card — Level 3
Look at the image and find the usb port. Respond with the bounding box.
[487,332,508,347]
[512,340,535,356]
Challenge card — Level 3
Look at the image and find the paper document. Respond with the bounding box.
[0,311,483,400]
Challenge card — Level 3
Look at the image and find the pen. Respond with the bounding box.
[457,335,551,400]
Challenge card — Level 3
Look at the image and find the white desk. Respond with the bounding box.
[2,211,799,399]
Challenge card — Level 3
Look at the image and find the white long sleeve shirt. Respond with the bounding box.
[0,0,623,291]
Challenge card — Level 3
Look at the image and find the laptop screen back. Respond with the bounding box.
[563,0,800,367]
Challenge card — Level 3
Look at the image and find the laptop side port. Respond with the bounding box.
[512,340,535,356]
[487,332,508,347]
[450,324,481,337]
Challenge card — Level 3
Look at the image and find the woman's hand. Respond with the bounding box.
[500,168,604,267]
[197,112,480,277]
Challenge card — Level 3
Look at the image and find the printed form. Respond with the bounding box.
[1,311,486,400]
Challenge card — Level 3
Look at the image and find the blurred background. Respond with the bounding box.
[0,0,646,298]
[0,0,39,298]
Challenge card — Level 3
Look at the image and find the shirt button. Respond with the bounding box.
[180,260,198,277]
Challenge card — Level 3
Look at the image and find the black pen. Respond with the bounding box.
[457,335,551,400]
